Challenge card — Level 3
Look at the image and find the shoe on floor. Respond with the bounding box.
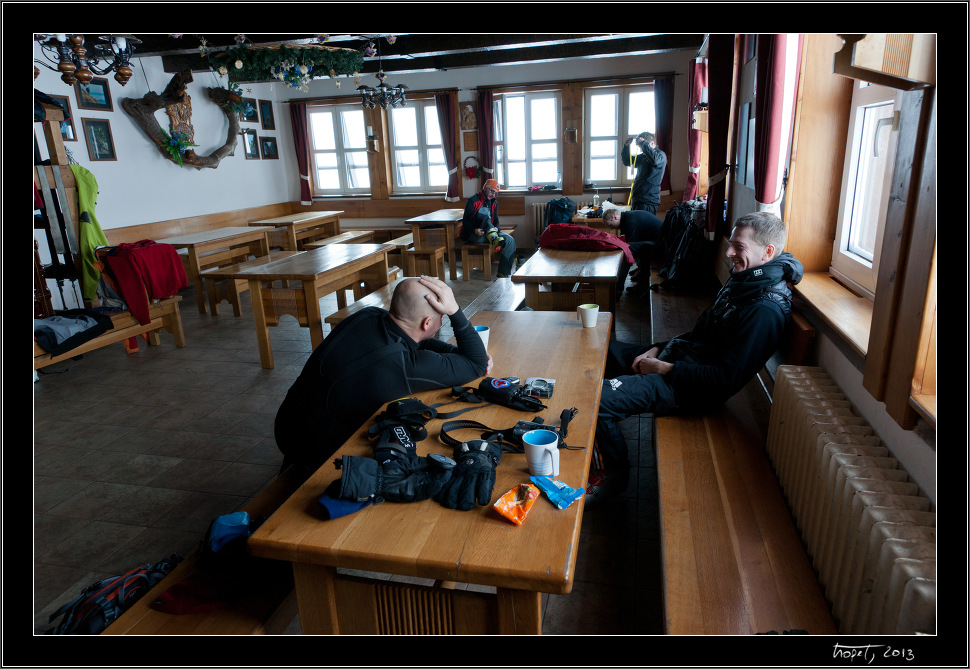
[626,282,651,298]
[584,468,629,508]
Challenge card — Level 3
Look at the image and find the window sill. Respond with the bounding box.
[793,272,873,358]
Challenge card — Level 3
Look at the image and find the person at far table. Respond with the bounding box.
[461,178,520,278]
[587,212,803,505]
[602,206,663,294]
[621,131,667,214]
[274,276,492,477]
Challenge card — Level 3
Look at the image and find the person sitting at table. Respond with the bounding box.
[602,207,663,294]
[274,275,492,476]
[587,212,803,505]
[461,178,519,278]
[620,132,667,214]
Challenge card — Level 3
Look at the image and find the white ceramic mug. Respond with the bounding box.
[523,429,560,477]
[577,303,599,328]
[474,325,489,350]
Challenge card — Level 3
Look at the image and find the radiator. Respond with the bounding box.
[530,202,546,240]
[766,366,936,635]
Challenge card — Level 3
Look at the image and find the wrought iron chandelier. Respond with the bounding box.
[356,39,407,109]
[35,34,141,86]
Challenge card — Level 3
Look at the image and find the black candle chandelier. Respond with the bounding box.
[35,34,142,86]
[356,38,407,109]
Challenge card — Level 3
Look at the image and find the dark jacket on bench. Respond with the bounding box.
[656,251,803,410]
[274,306,488,472]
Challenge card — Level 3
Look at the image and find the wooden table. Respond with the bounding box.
[511,247,624,316]
[571,205,628,235]
[157,226,270,314]
[233,243,393,368]
[248,309,613,634]
[405,209,464,280]
[249,211,343,251]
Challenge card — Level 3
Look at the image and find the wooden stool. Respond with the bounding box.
[405,246,446,281]
[460,243,493,281]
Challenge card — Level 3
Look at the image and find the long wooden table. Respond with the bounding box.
[233,243,393,368]
[248,309,613,634]
[249,211,343,251]
[511,247,624,316]
[157,226,270,314]
[405,209,464,280]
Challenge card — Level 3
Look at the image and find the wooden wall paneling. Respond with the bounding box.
[782,34,854,273]
[561,82,584,196]
[365,107,390,200]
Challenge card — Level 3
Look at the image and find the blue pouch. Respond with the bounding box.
[529,475,584,509]
[207,511,252,552]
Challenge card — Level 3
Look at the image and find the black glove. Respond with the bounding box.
[434,439,503,511]
[335,453,455,504]
[368,398,437,464]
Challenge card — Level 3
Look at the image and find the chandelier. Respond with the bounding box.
[35,34,141,86]
[356,39,407,109]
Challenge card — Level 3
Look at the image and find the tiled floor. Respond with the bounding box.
[32,256,662,635]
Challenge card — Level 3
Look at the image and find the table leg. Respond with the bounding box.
[249,278,275,369]
[293,563,340,634]
[304,280,325,352]
[496,587,542,634]
[287,228,299,252]
[446,223,457,280]
[187,249,207,314]
[522,283,539,310]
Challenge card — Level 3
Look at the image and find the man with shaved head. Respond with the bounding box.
[275,276,491,475]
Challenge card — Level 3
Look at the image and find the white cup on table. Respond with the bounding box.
[523,429,560,477]
[474,325,489,350]
[577,303,599,328]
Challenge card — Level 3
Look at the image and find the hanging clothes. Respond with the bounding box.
[70,164,110,303]
[102,241,188,325]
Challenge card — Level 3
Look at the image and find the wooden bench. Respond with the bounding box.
[459,225,518,281]
[324,278,406,327]
[102,467,306,635]
[405,246,446,281]
[302,229,376,249]
[34,296,186,370]
[463,278,526,320]
[645,259,833,634]
[201,251,304,317]
[384,233,414,269]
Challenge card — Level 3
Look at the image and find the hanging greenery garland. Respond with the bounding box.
[209,43,363,91]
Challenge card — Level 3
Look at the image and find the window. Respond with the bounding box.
[830,82,901,298]
[491,91,561,188]
[307,104,370,195]
[585,85,655,186]
[388,100,448,193]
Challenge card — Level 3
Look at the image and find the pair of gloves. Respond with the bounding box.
[334,439,503,512]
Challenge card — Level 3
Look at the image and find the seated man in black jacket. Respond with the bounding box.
[274,275,491,476]
[588,212,803,504]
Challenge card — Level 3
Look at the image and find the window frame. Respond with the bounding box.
[387,98,449,194]
[491,89,562,189]
[306,102,371,196]
[583,83,656,188]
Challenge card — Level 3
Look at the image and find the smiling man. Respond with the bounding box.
[587,211,803,505]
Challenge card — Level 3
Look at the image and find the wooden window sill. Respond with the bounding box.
[793,272,873,358]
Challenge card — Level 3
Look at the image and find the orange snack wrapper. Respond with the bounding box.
[493,483,540,526]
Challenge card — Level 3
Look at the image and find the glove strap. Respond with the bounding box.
[439,419,522,453]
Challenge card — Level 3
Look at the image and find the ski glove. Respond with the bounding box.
[335,453,455,504]
[434,439,503,511]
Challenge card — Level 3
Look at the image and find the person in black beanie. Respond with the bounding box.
[587,211,803,504]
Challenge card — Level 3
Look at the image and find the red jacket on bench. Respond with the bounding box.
[104,240,187,324]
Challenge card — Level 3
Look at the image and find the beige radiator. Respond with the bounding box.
[765,366,936,635]
[530,202,546,240]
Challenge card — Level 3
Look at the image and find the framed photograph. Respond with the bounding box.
[74,77,113,112]
[259,136,279,160]
[242,129,260,159]
[81,117,117,161]
[239,97,258,123]
[258,99,276,130]
[48,94,77,142]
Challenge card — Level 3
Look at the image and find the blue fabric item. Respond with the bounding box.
[208,512,251,552]
[318,494,371,520]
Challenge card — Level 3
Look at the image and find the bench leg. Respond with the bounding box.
[161,301,186,348]
[461,248,471,281]
[483,252,492,281]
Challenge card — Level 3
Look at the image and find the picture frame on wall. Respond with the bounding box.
[74,77,113,112]
[258,99,275,131]
[81,117,117,161]
[48,94,77,142]
[239,97,259,123]
[242,129,260,159]
[259,137,279,160]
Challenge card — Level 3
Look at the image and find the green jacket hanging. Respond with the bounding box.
[70,164,109,303]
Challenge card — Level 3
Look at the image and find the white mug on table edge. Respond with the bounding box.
[474,325,489,350]
[577,303,599,328]
[523,429,560,477]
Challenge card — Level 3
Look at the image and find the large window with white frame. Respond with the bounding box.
[307,103,370,195]
[491,91,561,188]
[830,81,902,299]
[388,99,448,193]
[585,84,656,187]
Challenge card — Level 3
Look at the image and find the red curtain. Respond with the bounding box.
[705,34,736,236]
[653,75,674,193]
[684,58,708,202]
[435,92,460,202]
[289,103,312,205]
[476,90,495,187]
[754,34,803,214]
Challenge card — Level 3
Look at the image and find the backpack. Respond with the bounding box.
[46,553,182,634]
[656,201,713,292]
[541,198,577,239]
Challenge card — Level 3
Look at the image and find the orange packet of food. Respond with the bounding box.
[493,483,540,526]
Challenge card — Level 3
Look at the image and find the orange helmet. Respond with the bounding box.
[483,179,501,192]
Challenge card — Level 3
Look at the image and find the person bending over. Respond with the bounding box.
[602,207,664,292]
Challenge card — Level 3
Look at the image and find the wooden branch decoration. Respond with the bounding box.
[121,70,240,170]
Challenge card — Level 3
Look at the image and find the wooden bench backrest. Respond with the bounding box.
[103,203,294,245]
